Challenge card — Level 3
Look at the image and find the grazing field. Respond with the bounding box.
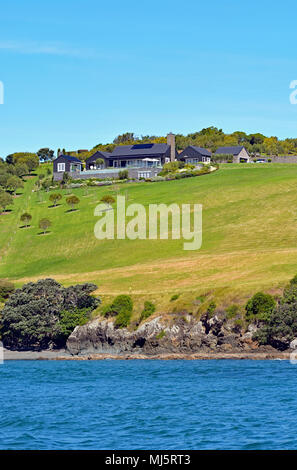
[1,163,297,309]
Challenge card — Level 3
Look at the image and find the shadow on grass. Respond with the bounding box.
[0,209,13,214]
[19,225,32,229]
[37,231,51,236]
[65,208,79,213]
[48,204,62,209]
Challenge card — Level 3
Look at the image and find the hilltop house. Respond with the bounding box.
[53,134,177,181]
[215,146,250,163]
[178,146,211,164]
[106,142,175,168]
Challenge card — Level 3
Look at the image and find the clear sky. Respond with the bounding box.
[0,0,297,156]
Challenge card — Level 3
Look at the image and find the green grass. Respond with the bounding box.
[2,163,297,311]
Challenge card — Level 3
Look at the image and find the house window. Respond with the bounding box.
[138,171,151,179]
[57,163,65,172]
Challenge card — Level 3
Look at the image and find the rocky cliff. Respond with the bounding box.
[67,312,266,356]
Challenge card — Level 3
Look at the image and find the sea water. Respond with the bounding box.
[0,359,297,450]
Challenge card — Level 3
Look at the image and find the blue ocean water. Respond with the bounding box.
[0,359,297,450]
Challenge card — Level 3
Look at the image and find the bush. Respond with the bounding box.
[102,294,133,328]
[253,303,297,350]
[156,330,166,340]
[207,301,216,316]
[170,294,180,302]
[101,195,115,205]
[0,280,15,300]
[159,161,183,175]
[140,301,156,322]
[245,292,276,321]
[114,309,132,328]
[226,304,240,319]
[119,170,128,180]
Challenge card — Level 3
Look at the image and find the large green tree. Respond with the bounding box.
[1,278,99,350]
[37,148,55,162]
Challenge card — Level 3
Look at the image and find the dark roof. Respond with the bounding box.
[86,151,111,162]
[93,151,111,158]
[56,154,82,163]
[215,146,245,155]
[110,143,169,157]
[187,146,211,157]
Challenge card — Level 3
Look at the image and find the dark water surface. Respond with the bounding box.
[0,360,297,449]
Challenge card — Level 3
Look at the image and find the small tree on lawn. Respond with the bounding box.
[39,218,51,234]
[100,195,115,206]
[41,179,51,192]
[20,212,32,228]
[49,193,62,207]
[66,195,80,211]
[0,191,13,214]
[7,175,24,195]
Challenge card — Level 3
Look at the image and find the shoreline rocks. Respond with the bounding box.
[66,313,277,357]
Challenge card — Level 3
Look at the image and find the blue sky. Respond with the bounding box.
[0,0,297,156]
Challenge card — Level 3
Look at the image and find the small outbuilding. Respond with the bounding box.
[178,146,211,164]
[53,154,83,175]
[215,146,250,163]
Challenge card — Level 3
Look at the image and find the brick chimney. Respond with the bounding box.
[167,132,176,162]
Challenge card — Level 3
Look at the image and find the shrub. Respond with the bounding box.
[140,301,156,322]
[289,274,297,285]
[245,292,276,321]
[0,280,15,300]
[156,330,166,340]
[62,172,70,184]
[207,301,216,316]
[111,295,133,314]
[102,295,133,328]
[119,170,128,180]
[226,304,240,319]
[253,303,297,350]
[159,161,183,175]
[170,294,180,302]
[101,195,115,205]
[114,309,132,328]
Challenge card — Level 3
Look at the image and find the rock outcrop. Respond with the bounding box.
[67,312,264,356]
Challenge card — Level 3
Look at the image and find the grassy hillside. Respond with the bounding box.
[1,163,297,310]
